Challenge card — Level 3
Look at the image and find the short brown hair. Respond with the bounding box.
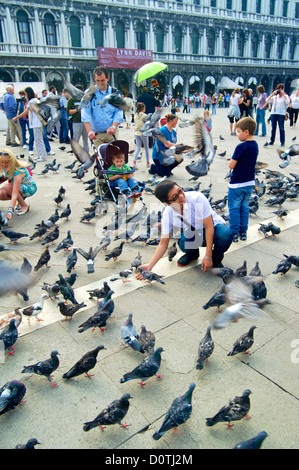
[235,117,257,135]
[93,66,109,78]
[257,85,265,94]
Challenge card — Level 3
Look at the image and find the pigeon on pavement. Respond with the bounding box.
[120,347,164,387]
[41,226,59,246]
[152,383,196,440]
[87,281,111,302]
[0,380,26,415]
[21,350,60,387]
[196,326,214,370]
[1,230,28,244]
[0,319,18,355]
[227,326,257,356]
[249,262,262,277]
[104,242,125,261]
[121,313,144,353]
[15,438,41,449]
[206,389,252,429]
[63,345,106,379]
[78,299,114,333]
[83,393,133,432]
[66,249,78,273]
[233,431,268,449]
[58,301,86,321]
[272,258,292,275]
[139,325,156,356]
[202,287,226,312]
[34,247,51,271]
[130,252,142,270]
[58,274,79,304]
[42,282,60,300]
[21,294,48,322]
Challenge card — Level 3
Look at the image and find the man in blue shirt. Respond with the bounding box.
[81,66,123,148]
[1,85,22,146]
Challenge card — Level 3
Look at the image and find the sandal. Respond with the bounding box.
[17,206,30,216]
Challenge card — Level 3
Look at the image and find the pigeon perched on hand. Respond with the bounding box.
[196,326,214,370]
[83,393,133,432]
[206,389,252,429]
[227,325,256,356]
[137,267,165,284]
[121,313,144,353]
[0,380,26,416]
[63,345,106,379]
[152,383,195,440]
[120,347,164,388]
[21,350,60,387]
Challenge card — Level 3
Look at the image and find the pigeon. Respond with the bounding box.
[251,278,267,301]
[47,209,60,226]
[227,326,257,356]
[283,254,299,267]
[120,347,164,388]
[233,431,268,449]
[75,246,103,273]
[42,282,60,300]
[87,281,111,302]
[206,389,252,429]
[196,326,214,370]
[64,82,97,111]
[48,163,61,173]
[118,269,134,283]
[139,325,156,356]
[21,350,60,387]
[218,151,226,157]
[78,299,114,333]
[267,222,281,237]
[64,273,78,287]
[152,383,195,440]
[59,186,66,196]
[59,204,71,221]
[80,211,96,223]
[104,241,125,261]
[211,266,235,285]
[249,262,262,277]
[272,259,292,275]
[66,249,78,273]
[20,257,32,275]
[30,223,48,241]
[54,193,63,206]
[130,252,142,270]
[63,345,106,379]
[137,267,165,285]
[83,393,133,432]
[20,294,48,322]
[121,313,144,353]
[15,438,41,449]
[54,230,73,253]
[96,290,114,313]
[219,135,225,141]
[34,247,51,271]
[258,223,271,238]
[1,230,28,244]
[0,380,26,416]
[58,301,86,321]
[0,260,39,297]
[202,287,226,312]
[235,260,247,278]
[65,160,77,170]
[0,319,18,355]
[70,138,96,177]
[58,274,78,304]
[167,242,177,261]
[41,226,59,245]
[114,223,136,242]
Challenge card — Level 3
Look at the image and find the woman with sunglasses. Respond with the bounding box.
[136,180,232,277]
[0,149,37,219]
[149,113,183,177]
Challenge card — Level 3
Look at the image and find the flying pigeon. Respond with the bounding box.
[0,319,18,356]
[63,345,106,379]
[152,383,195,440]
[121,313,144,353]
[58,301,86,321]
[75,246,103,273]
[22,350,60,387]
[120,347,164,388]
[0,380,26,416]
[83,393,133,432]
[206,389,252,429]
[196,326,214,370]
[227,326,257,356]
[64,82,97,111]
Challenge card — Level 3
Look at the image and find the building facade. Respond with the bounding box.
[0,0,299,97]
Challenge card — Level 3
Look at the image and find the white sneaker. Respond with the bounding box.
[47,151,55,155]
[23,145,28,149]
[35,157,47,162]
[28,151,34,156]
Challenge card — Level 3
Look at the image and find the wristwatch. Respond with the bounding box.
[111,125,117,129]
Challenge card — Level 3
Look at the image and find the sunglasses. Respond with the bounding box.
[168,187,184,203]
[0,152,9,156]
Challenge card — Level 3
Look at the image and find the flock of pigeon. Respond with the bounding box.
[0,98,298,449]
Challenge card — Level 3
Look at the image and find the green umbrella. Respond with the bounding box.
[133,62,168,84]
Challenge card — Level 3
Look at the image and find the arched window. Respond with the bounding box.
[289,37,296,60]
[155,24,164,52]
[115,21,125,49]
[251,32,259,58]
[173,25,182,53]
[94,18,104,48]
[277,36,284,60]
[265,33,272,59]
[207,29,215,56]
[222,30,230,56]
[44,13,57,46]
[22,70,39,82]
[17,10,31,44]
[70,15,81,48]
[135,22,146,50]
[237,31,245,57]
[191,28,199,55]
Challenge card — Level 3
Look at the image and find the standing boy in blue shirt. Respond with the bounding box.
[228,117,258,243]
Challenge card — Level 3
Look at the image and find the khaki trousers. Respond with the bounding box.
[7,119,22,145]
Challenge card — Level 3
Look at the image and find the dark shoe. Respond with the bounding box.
[177,252,199,267]
[268,142,274,146]
[213,262,224,268]
[239,232,247,241]
[232,234,239,243]
[11,143,20,147]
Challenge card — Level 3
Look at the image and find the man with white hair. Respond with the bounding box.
[1,85,22,146]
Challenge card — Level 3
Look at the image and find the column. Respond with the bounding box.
[148,22,154,51]
[128,20,134,49]
[202,27,207,56]
[107,17,114,48]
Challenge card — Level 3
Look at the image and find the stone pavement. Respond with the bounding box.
[0,106,298,450]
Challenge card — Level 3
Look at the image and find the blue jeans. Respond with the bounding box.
[228,185,254,235]
[254,107,266,136]
[59,118,70,143]
[178,223,233,266]
[109,176,139,193]
[270,114,285,145]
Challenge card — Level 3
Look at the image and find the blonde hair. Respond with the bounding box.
[0,149,27,178]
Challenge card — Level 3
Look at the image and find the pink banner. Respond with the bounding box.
[97,47,153,69]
